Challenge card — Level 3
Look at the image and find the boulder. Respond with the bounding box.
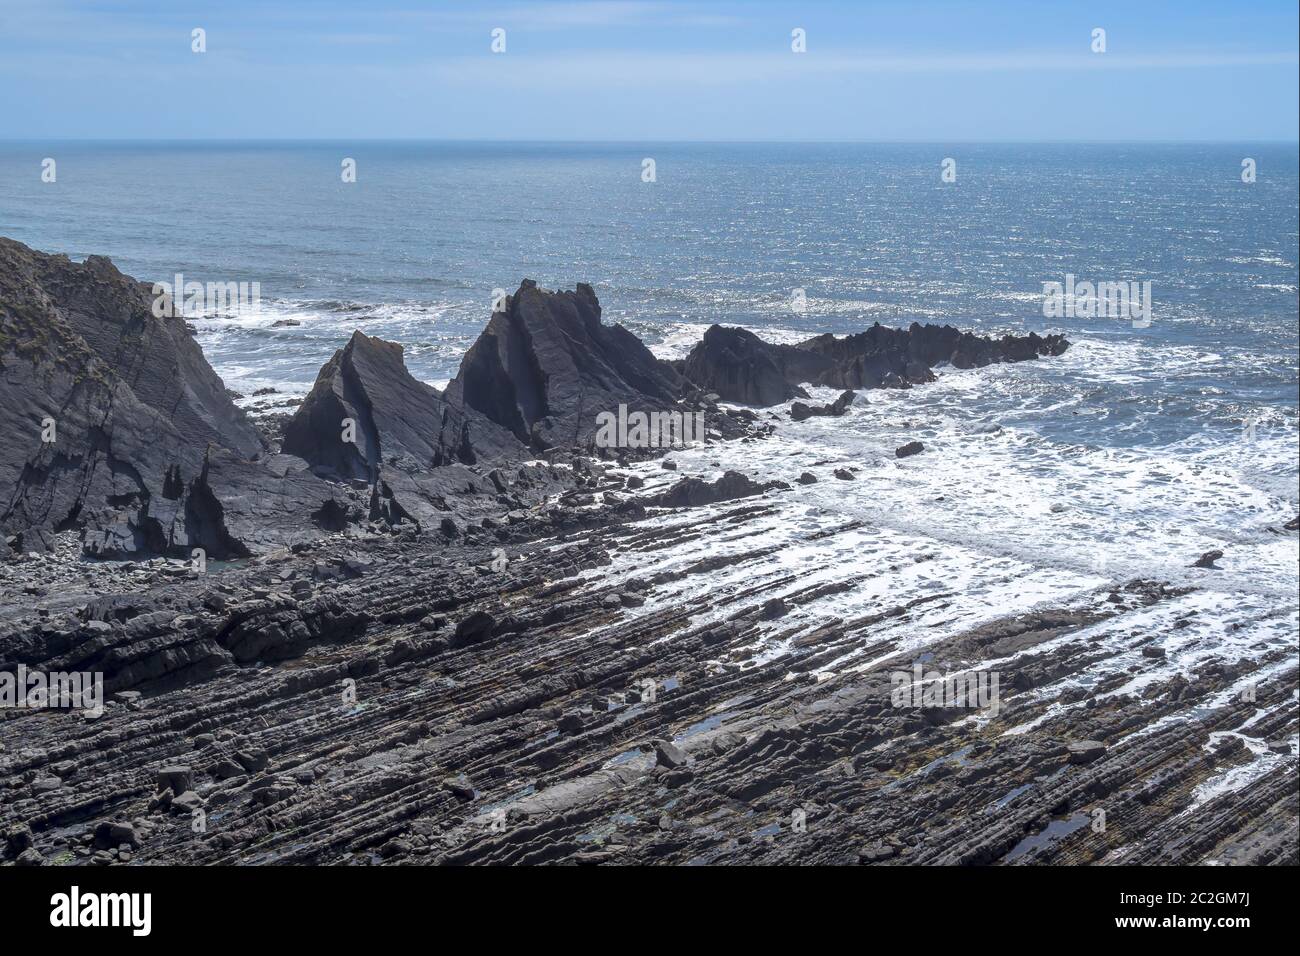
[654,740,689,769]
[1067,740,1107,765]
[1191,549,1224,570]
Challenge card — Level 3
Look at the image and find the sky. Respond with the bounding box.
[1,0,1297,141]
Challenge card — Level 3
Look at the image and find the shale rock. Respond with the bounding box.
[649,470,789,508]
[683,321,1070,406]
[445,280,683,451]
[0,238,348,559]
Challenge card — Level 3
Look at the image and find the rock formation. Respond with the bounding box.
[0,238,349,560]
[445,279,685,451]
[683,321,1070,405]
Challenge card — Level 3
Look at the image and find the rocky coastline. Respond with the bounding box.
[2,236,1295,867]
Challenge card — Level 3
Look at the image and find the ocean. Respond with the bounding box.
[1,140,1297,605]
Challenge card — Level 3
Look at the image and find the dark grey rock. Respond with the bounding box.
[654,740,688,769]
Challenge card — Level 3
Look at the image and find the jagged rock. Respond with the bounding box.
[1191,549,1224,569]
[683,326,814,405]
[834,468,855,480]
[790,390,857,421]
[0,238,349,560]
[281,331,539,532]
[683,321,1069,406]
[800,323,1069,388]
[797,472,818,485]
[896,441,925,458]
[649,470,788,508]
[283,330,523,479]
[654,740,688,769]
[445,279,682,451]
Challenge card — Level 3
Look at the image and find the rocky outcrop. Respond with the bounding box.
[0,247,738,562]
[681,326,817,406]
[283,331,524,479]
[446,280,684,451]
[1,240,1069,570]
[0,238,350,559]
[648,470,790,508]
[799,323,1070,387]
[790,390,857,421]
[683,321,1070,406]
[281,330,577,532]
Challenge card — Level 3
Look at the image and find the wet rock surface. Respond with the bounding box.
[2,490,1294,867]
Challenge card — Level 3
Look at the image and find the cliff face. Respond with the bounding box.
[445,279,684,451]
[0,238,346,559]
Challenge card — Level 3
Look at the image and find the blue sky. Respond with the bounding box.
[1,0,1296,140]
